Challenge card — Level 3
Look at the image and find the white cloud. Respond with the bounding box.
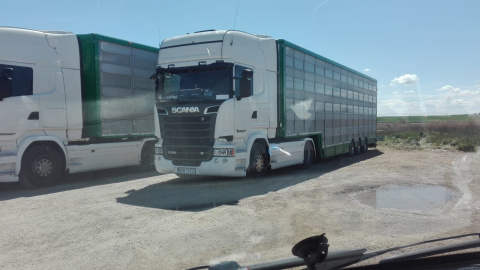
[363,68,371,72]
[438,85,456,92]
[390,74,419,86]
[378,85,480,116]
[404,90,415,93]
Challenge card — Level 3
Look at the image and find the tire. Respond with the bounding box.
[20,145,64,188]
[249,143,268,178]
[299,141,314,169]
[358,138,362,154]
[349,139,355,156]
[138,141,155,171]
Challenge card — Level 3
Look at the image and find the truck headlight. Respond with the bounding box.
[213,148,235,157]
[155,147,163,155]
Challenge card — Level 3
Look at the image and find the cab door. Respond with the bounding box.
[0,63,38,142]
[233,65,257,143]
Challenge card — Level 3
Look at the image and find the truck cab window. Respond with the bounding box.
[235,65,253,99]
[0,64,33,100]
[156,64,232,102]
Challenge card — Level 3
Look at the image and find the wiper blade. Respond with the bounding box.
[185,249,367,270]
[248,248,367,270]
[188,233,480,270]
[362,233,480,263]
[379,235,480,264]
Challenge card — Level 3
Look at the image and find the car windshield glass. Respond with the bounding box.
[1,1,479,270]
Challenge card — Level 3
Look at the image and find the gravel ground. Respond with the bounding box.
[0,146,479,269]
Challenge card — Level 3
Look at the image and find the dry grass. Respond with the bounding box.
[377,120,480,152]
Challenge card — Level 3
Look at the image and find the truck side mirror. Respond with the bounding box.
[0,68,14,101]
[241,69,253,79]
[237,69,253,100]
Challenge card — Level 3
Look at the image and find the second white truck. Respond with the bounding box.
[0,27,158,187]
[152,30,377,177]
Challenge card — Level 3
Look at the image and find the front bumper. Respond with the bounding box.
[154,153,246,177]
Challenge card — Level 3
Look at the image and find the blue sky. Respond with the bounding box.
[2,0,479,116]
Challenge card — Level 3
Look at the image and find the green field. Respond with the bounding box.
[377,114,477,123]
[376,115,480,152]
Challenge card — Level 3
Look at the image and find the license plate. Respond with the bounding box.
[177,167,196,175]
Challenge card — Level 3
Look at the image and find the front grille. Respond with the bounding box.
[172,160,202,166]
[159,114,216,165]
[164,145,212,160]
[165,130,210,137]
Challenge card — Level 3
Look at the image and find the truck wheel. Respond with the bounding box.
[349,139,355,156]
[299,141,314,169]
[249,143,268,178]
[139,141,155,171]
[20,145,64,188]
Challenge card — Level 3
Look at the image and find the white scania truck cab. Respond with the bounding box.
[152,30,377,177]
[0,27,158,187]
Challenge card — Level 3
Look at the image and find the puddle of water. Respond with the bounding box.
[358,185,456,211]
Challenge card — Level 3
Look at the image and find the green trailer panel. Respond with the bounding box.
[77,34,158,139]
[276,39,377,159]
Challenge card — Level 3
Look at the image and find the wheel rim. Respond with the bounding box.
[33,157,53,177]
[254,153,264,172]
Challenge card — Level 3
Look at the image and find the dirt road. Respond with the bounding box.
[1,147,479,269]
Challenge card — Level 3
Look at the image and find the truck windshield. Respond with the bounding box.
[157,65,232,102]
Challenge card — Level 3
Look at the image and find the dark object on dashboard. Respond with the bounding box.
[292,233,329,270]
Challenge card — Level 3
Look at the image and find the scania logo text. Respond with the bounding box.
[171,107,200,113]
